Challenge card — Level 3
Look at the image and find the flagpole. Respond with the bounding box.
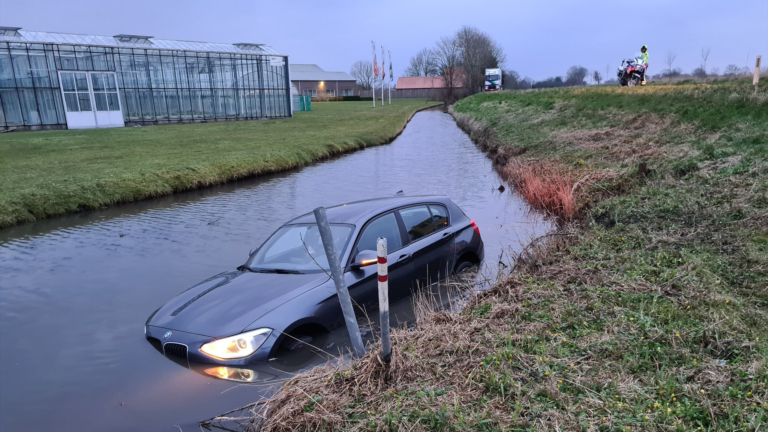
[371,41,376,108]
[381,46,385,107]
[388,50,392,105]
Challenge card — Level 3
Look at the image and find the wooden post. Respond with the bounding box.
[754,56,762,93]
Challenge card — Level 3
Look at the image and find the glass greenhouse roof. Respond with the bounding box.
[0,29,282,55]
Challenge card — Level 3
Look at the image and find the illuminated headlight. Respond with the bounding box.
[200,328,272,359]
[204,366,257,382]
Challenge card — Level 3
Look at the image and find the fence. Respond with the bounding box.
[358,88,467,101]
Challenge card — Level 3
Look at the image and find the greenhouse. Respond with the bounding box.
[0,27,291,131]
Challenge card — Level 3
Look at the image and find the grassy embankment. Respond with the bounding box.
[0,99,439,228]
[253,80,768,431]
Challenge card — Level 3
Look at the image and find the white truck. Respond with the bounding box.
[484,68,502,92]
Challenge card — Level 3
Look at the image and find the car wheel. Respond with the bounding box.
[453,261,476,276]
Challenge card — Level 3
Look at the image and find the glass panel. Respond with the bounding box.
[166,89,179,119]
[179,89,192,119]
[161,56,176,88]
[105,73,117,91]
[75,73,89,92]
[75,47,93,70]
[19,89,41,125]
[53,90,66,122]
[148,55,163,88]
[210,55,223,88]
[225,89,236,116]
[47,51,58,87]
[200,89,213,118]
[0,51,15,87]
[0,93,5,126]
[428,205,450,230]
[222,57,233,88]
[0,89,24,125]
[189,89,202,118]
[94,92,108,111]
[123,89,140,121]
[107,92,120,111]
[61,73,76,91]
[11,49,33,87]
[399,206,436,242]
[59,50,77,70]
[91,51,109,71]
[213,89,225,118]
[134,54,150,88]
[356,213,403,254]
[28,51,51,87]
[139,89,154,120]
[91,73,104,91]
[247,224,353,272]
[77,92,92,112]
[36,89,58,124]
[186,57,199,89]
[153,90,167,119]
[64,93,79,112]
[174,55,188,88]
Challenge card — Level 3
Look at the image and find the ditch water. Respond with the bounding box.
[0,109,549,431]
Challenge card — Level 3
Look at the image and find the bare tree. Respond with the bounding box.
[405,48,438,77]
[701,47,711,70]
[454,26,506,94]
[350,60,374,90]
[565,66,589,86]
[666,52,677,70]
[435,36,461,103]
[593,70,602,85]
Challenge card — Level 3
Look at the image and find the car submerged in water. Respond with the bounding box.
[145,195,483,365]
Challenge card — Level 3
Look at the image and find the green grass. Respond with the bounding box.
[0,99,439,228]
[256,80,768,431]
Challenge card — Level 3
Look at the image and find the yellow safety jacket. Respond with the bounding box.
[640,52,649,65]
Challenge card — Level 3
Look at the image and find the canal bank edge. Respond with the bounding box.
[250,81,768,431]
[0,100,442,230]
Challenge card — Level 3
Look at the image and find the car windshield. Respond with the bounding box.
[245,224,353,273]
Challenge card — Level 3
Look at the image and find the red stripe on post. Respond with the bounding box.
[378,256,387,264]
[378,275,388,282]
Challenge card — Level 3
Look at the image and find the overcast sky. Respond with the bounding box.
[2,0,766,81]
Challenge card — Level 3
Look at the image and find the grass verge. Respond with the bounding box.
[246,79,767,431]
[0,99,439,228]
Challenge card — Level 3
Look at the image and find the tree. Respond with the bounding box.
[405,48,438,77]
[565,66,588,86]
[723,64,745,76]
[454,26,506,94]
[435,36,461,102]
[701,48,711,71]
[666,52,677,70]
[350,60,375,90]
[502,69,520,89]
[593,70,603,85]
[692,66,708,78]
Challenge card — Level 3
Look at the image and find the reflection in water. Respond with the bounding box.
[0,110,549,432]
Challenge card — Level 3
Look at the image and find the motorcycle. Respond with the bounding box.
[617,53,647,87]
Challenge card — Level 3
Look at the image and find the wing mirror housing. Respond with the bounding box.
[351,250,378,270]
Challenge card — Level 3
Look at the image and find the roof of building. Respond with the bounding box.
[290,64,355,82]
[0,28,283,55]
[395,72,465,90]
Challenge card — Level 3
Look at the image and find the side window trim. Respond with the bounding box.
[428,204,451,231]
[346,211,405,267]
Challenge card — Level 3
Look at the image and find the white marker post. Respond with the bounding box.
[754,56,762,94]
[377,237,391,362]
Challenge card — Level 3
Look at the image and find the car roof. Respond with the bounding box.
[287,195,452,225]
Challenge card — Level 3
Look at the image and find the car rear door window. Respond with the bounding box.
[399,205,436,242]
[355,212,402,253]
[429,205,450,230]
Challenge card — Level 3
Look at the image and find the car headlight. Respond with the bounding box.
[200,328,272,359]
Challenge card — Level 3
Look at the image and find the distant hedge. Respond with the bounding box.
[358,97,373,101]
[342,96,362,101]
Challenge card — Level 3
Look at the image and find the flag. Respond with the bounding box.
[381,46,386,81]
[388,50,393,82]
[372,41,379,78]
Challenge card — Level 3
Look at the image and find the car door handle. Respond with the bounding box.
[397,253,412,263]
[442,231,453,238]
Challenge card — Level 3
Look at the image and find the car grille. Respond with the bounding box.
[164,343,188,358]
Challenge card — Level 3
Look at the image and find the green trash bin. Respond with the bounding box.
[305,95,312,111]
[298,95,305,111]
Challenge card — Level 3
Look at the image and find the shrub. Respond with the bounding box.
[342,96,361,101]
[501,160,578,220]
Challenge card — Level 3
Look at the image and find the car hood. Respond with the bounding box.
[149,270,330,338]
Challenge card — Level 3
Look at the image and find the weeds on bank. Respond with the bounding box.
[250,80,768,431]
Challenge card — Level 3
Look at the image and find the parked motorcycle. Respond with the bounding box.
[617,53,647,87]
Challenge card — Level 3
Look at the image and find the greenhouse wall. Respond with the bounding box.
[0,30,291,131]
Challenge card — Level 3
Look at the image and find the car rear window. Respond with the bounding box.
[429,205,450,230]
[399,205,436,242]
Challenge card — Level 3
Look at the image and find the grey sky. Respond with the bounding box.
[2,0,766,81]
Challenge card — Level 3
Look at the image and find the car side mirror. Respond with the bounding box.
[351,250,378,270]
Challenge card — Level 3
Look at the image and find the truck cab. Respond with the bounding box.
[484,68,502,92]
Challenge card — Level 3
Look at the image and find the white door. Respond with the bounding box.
[59,71,124,129]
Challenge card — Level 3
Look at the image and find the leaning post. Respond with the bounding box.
[377,237,391,362]
[313,207,365,358]
[754,56,762,94]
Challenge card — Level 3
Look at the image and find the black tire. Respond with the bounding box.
[454,261,476,276]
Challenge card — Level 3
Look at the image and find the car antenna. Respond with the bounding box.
[394,190,405,196]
